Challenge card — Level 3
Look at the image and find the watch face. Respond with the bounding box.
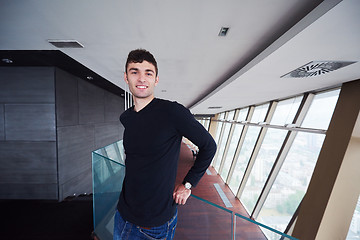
[185,182,191,189]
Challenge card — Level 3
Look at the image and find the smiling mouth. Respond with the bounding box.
[136,86,148,89]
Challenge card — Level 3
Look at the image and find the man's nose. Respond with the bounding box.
[138,73,146,82]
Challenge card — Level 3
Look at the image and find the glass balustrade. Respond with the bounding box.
[92,141,298,240]
[92,151,125,240]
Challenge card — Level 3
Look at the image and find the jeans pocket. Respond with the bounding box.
[139,226,167,240]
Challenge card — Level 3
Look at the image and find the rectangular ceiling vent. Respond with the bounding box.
[281,61,356,78]
[48,39,84,48]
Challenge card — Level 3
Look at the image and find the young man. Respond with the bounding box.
[114,49,216,239]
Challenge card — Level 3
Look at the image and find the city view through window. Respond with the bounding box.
[198,88,342,239]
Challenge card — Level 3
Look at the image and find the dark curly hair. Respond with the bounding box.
[125,49,158,76]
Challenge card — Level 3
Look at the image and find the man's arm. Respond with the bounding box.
[171,102,217,204]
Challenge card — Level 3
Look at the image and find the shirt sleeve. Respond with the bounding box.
[170,102,217,187]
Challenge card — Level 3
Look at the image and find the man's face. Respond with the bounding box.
[125,60,159,100]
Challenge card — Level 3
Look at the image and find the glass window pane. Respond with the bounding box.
[237,108,249,122]
[240,128,288,214]
[214,113,225,145]
[257,132,325,239]
[271,96,303,126]
[227,110,236,121]
[250,103,269,123]
[347,194,360,239]
[204,119,210,131]
[301,89,340,130]
[219,112,226,120]
[214,111,235,172]
[228,105,269,194]
[220,108,249,181]
[228,126,261,194]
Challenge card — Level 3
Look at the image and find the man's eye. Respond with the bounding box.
[146,73,153,76]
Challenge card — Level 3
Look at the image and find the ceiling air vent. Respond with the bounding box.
[281,61,356,78]
[208,106,222,109]
[48,39,84,48]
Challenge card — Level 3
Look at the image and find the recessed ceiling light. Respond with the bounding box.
[87,76,93,80]
[48,39,84,48]
[218,27,230,37]
[281,61,357,78]
[2,58,13,64]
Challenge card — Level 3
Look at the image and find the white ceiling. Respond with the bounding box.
[1,0,359,114]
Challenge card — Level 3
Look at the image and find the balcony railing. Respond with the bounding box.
[92,141,298,240]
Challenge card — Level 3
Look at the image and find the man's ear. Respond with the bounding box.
[154,76,159,86]
[124,72,129,84]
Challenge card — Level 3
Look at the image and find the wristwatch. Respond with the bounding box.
[184,182,192,190]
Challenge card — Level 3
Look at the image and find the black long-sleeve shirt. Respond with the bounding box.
[117,98,216,227]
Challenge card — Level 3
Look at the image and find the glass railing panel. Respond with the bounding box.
[258,227,296,240]
[235,213,298,240]
[234,213,266,239]
[94,140,125,165]
[180,194,298,240]
[175,195,233,240]
[92,140,298,240]
[92,152,125,240]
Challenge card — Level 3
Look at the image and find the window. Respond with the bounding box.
[214,112,225,145]
[206,88,340,239]
[240,97,301,214]
[240,128,288,214]
[220,108,249,181]
[228,104,269,194]
[254,89,339,239]
[250,103,269,123]
[270,96,302,126]
[257,132,325,240]
[204,118,210,131]
[301,89,340,130]
[214,111,235,172]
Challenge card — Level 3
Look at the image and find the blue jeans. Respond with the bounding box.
[113,210,177,240]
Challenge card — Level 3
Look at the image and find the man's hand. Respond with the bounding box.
[173,183,191,205]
